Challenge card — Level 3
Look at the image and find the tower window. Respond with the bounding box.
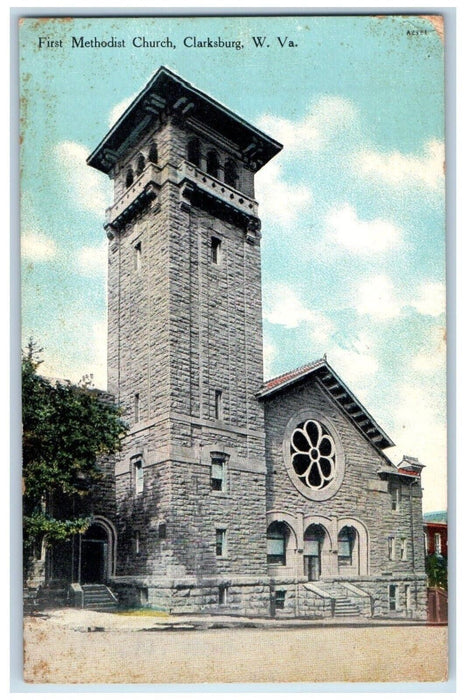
[391,485,400,511]
[405,584,412,611]
[400,537,407,561]
[134,241,142,271]
[133,457,144,495]
[158,522,167,539]
[214,389,223,419]
[389,584,399,611]
[148,142,158,164]
[136,153,145,175]
[224,159,238,188]
[134,530,140,554]
[388,536,395,561]
[206,150,219,178]
[187,138,200,167]
[211,456,226,492]
[215,528,226,557]
[134,393,140,422]
[211,236,221,264]
[218,585,228,606]
[126,167,134,188]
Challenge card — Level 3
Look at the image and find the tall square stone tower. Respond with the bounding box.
[88,67,282,612]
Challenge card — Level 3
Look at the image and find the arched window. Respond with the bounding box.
[125,167,134,188]
[148,142,158,164]
[187,138,200,167]
[267,522,289,566]
[136,153,145,175]
[338,526,356,566]
[224,159,238,188]
[206,150,219,178]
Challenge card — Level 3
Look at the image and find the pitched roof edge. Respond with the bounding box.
[257,357,395,453]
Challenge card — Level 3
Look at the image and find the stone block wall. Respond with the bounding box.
[262,379,426,585]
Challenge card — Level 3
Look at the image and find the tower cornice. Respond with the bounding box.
[87,66,282,175]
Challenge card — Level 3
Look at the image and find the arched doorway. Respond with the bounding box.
[304,524,327,581]
[80,523,109,583]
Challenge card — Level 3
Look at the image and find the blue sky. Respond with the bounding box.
[19,15,446,512]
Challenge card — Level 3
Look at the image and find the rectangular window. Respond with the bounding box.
[134,241,142,271]
[388,536,395,561]
[216,528,226,557]
[211,236,221,264]
[400,537,407,561]
[133,458,144,495]
[158,522,167,539]
[424,532,428,554]
[405,584,412,611]
[214,390,223,420]
[134,393,140,423]
[218,585,228,606]
[389,584,399,611]
[211,457,225,492]
[391,485,400,511]
[275,590,286,610]
[134,530,140,554]
[434,532,441,554]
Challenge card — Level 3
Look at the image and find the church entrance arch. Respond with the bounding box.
[79,518,116,584]
[303,524,329,581]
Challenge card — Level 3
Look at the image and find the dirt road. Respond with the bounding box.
[23,615,448,685]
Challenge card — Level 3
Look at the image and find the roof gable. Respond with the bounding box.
[257,357,394,451]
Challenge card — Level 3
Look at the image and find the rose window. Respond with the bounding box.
[290,420,336,491]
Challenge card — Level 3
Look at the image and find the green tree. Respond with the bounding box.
[425,553,448,590]
[22,341,127,571]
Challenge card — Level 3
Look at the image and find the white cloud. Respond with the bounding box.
[412,325,447,375]
[259,95,359,154]
[22,230,57,262]
[411,281,445,317]
[77,241,107,277]
[324,204,402,254]
[255,161,312,225]
[108,92,138,127]
[353,139,444,192]
[263,338,278,380]
[355,274,401,319]
[54,141,112,216]
[330,333,379,386]
[264,283,333,344]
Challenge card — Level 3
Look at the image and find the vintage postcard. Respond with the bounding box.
[19,14,448,686]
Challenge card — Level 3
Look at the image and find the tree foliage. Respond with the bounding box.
[22,341,127,549]
[425,553,448,590]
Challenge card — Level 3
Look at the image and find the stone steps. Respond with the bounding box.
[333,598,361,617]
[82,584,118,612]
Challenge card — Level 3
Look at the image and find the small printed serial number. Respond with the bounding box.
[406,29,429,36]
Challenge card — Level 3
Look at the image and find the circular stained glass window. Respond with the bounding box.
[283,411,345,501]
[291,420,336,491]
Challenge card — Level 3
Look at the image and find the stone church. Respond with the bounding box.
[57,66,427,619]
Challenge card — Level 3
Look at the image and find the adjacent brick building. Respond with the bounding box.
[80,66,427,619]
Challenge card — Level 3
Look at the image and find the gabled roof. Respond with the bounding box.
[256,357,394,451]
[87,66,283,174]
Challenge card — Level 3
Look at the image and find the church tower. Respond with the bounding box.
[88,67,282,612]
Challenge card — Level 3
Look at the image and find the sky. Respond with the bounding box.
[19,15,446,513]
